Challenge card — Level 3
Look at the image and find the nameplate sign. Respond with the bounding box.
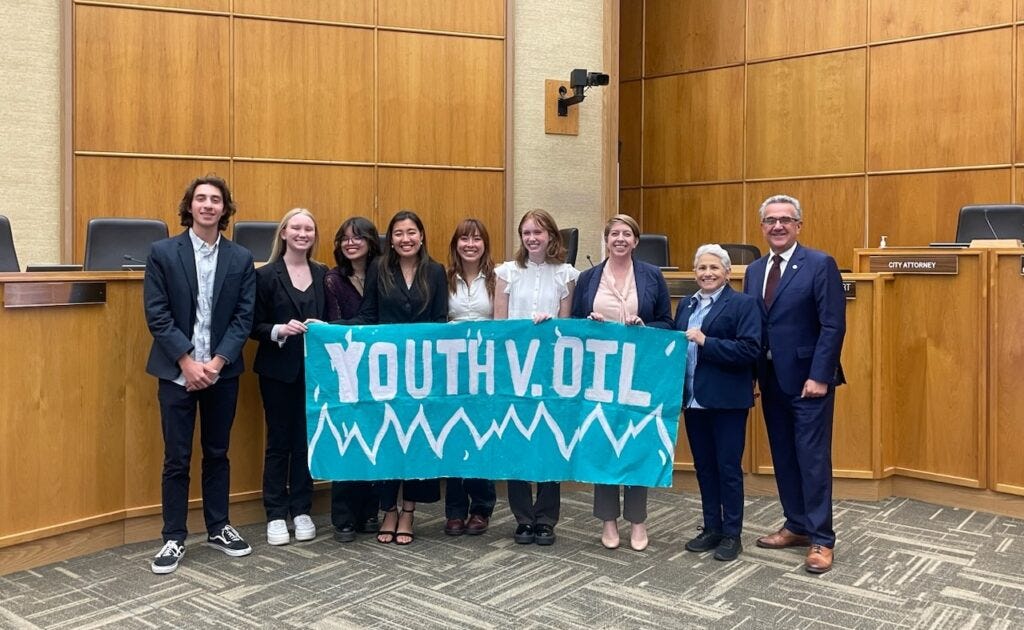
[868,255,958,274]
[3,281,106,308]
[304,319,686,487]
[841,281,857,299]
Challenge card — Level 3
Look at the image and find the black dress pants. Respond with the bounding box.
[258,375,313,520]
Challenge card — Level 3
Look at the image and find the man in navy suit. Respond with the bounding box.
[143,176,256,574]
[742,194,846,573]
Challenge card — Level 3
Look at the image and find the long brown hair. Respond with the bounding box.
[514,208,566,268]
[446,218,496,300]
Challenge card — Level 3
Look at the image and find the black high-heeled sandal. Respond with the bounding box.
[395,508,415,546]
[376,509,398,544]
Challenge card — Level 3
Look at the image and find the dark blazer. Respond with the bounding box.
[144,230,256,381]
[351,258,448,324]
[674,285,761,409]
[742,243,846,395]
[571,258,674,328]
[250,258,328,383]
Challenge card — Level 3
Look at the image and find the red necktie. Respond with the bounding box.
[764,254,783,307]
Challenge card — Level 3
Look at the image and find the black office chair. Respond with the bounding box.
[559,227,579,265]
[83,218,169,270]
[233,220,279,262]
[955,205,1024,242]
[379,233,389,252]
[634,233,670,267]
[0,215,19,272]
[720,243,761,266]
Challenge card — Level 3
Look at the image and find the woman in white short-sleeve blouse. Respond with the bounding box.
[493,208,578,547]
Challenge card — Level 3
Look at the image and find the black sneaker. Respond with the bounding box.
[151,540,184,574]
[206,524,252,557]
[684,529,723,552]
[514,523,535,544]
[534,524,556,546]
[714,536,743,561]
[334,524,357,543]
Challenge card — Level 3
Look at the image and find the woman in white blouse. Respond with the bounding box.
[443,219,498,536]
[494,208,579,546]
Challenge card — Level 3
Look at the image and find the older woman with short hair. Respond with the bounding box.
[675,244,761,561]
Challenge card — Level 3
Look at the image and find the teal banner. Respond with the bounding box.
[304,319,686,487]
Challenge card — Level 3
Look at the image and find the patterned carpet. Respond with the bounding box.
[2,490,1024,629]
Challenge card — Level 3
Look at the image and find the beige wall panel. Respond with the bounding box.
[642,184,744,269]
[234,20,374,162]
[747,0,866,60]
[644,0,744,75]
[745,178,865,270]
[746,50,866,179]
[378,32,504,167]
[377,168,506,261]
[991,253,1024,492]
[101,0,229,10]
[619,0,643,80]
[870,0,1010,42]
[642,67,744,185]
[619,80,642,187]
[378,0,504,35]
[74,6,229,155]
[74,156,227,261]
[868,169,1011,248]
[868,30,1012,171]
[231,162,375,264]
[0,286,128,537]
[234,0,374,24]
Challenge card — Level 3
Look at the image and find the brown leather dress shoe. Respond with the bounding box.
[444,518,466,536]
[805,544,833,573]
[756,527,811,549]
[465,514,489,535]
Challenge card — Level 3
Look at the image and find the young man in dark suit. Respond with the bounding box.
[742,194,846,574]
[143,175,257,574]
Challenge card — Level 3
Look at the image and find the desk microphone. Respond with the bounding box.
[123,254,147,265]
[982,207,1000,239]
[585,255,595,268]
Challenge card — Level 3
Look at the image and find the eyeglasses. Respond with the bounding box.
[761,216,799,226]
[340,236,365,244]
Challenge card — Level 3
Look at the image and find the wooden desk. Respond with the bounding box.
[988,250,1024,495]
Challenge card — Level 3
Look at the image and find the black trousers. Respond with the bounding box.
[158,377,239,543]
[330,481,378,528]
[258,375,313,520]
[507,481,560,526]
[444,478,497,519]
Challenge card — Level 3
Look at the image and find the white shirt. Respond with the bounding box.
[449,272,493,321]
[495,260,579,320]
[173,229,220,386]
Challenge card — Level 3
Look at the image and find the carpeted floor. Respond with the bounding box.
[2,490,1024,629]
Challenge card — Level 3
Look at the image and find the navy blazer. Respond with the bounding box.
[742,243,846,395]
[570,258,673,328]
[144,230,256,381]
[674,285,761,409]
[250,257,328,383]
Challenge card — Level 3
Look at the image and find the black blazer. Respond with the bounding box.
[571,258,673,328]
[144,230,256,381]
[250,258,328,383]
[350,258,448,324]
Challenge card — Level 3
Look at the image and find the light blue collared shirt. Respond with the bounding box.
[684,284,726,409]
[173,229,220,386]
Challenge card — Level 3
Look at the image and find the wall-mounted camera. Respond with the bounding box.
[558,68,610,116]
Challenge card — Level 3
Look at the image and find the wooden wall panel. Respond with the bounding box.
[619,80,643,187]
[745,178,866,270]
[377,168,506,261]
[234,20,374,162]
[74,6,229,155]
[619,0,644,80]
[747,0,866,60]
[746,50,866,179]
[232,163,375,264]
[619,189,641,222]
[73,156,227,261]
[1016,27,1024,164]
[644,0,744,75]
[378,0,504,36]
[234,0,374,24]
[642,184,744,268]
[378,32,504,167]
[868,169,1011,247]
[642,67,744,185]
[868,30,1012,172]
[870,0,1011,42]
[101,0,229,10]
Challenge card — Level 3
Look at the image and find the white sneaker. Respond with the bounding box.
[293,514,316,541]
[267,519,290,546]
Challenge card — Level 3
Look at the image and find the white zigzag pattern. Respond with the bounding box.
[308,401,676,467]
